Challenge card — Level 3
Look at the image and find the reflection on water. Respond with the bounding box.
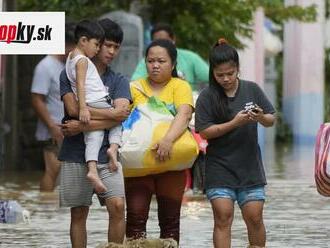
[264,143,316,181]
[1,144,330,247]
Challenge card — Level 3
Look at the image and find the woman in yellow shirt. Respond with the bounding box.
[125,39,194,244]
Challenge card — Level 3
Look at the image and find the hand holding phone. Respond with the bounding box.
[243,102,258,113]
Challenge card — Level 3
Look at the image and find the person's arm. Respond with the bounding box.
[62,92,79,118]
[63,73,131,120]
[198,103,275,140]
[247,106,276,127]
[31,93,63,143]
[153,79,196,161]
[61,119,118,136]
[88,98,130,121]
[199,110,250,140]
[59,68,80,120]
[195,89,250,140]
[251,82,276,127]
[61,92,119,136]
[165,104,193,140]
[31,59,63,144]
[257,113,276,127]
[200,108,275,140]
[75,58,90,123]
[88,73,131,121]
[154,104,193,161]
[62,89,130,123]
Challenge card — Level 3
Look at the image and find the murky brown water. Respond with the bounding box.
[1,143,330,247]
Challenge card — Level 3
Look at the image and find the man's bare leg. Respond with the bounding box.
[70,206,89,248]
[105,196,125,243]
[40,149,61,192]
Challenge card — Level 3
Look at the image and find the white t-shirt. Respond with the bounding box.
[31,55,65,141]
[65,53,108,103]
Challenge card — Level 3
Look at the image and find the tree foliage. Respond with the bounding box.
[143,0,316,57]
[18,0,317,57]
[17,0,122,20]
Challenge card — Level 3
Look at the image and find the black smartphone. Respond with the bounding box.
[251,107,259,113]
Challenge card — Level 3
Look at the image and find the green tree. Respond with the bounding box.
[17,0,121,20]
[144,0,316,57]
[18,0,316,57]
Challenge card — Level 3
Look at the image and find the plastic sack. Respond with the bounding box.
[315,123,330,196]
[120,93,199,177]
[191,153,206,194]
[0,200,30,224]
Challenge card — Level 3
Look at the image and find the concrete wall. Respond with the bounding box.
[283,0,325,145]
[239,8,265,87]
[239,8,274,152]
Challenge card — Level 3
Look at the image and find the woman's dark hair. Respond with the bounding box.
[74,19,104,44]
[209,39,239,121]
[145,39,178,77]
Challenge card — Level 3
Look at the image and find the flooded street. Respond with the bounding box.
[1,144,330,247]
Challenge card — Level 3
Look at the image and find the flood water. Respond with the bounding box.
[1,143,330,247]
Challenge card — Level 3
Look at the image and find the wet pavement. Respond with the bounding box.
[1,144,330,247]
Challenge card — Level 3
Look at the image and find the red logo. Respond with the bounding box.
[0,22,52,44]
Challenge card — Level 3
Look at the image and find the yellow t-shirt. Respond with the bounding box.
[130,77,194,113]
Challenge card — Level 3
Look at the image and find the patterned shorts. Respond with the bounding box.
[59,162,125,207]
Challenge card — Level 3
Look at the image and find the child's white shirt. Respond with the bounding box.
[66,53,108,103]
